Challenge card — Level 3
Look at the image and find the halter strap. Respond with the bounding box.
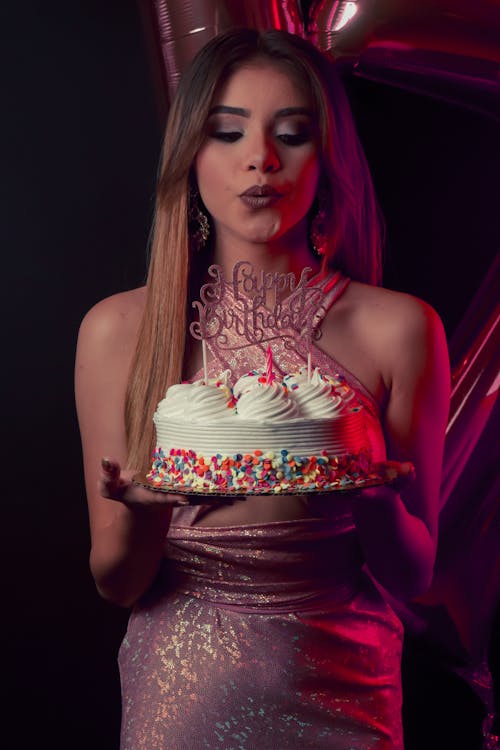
[307,269,351,330]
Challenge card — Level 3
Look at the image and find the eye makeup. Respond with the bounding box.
[206,109,314,147]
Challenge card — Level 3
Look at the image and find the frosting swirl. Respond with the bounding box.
[235,375,299,422]
[155,383,198,420]
[233,370,264,399]
[284,367,344,418]
[155,375,235,423]
[323,373,356,404]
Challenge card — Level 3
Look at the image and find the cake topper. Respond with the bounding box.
[190,262,327,382]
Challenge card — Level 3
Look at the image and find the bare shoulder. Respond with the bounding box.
[75,285,147,420]
[78,286,147,350]
[75,286,148,477]
[344,281,446,360]
[346,281,443,331]
[321,280,448,400]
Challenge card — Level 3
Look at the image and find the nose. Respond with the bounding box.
[244,133,281,173]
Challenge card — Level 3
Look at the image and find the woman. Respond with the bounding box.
[75,28,450,749]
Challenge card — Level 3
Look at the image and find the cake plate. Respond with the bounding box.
[133,471,396,498]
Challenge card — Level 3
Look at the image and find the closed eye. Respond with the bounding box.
[210,131,243,143]
[277,132,312,146]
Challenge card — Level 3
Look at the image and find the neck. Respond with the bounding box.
[210,225,321,282]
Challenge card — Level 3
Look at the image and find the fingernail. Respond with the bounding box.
[101,457,112,471]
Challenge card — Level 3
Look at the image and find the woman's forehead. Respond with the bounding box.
[212,61,312,107]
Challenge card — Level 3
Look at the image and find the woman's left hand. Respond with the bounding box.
[350,460,439,600]
[369,460,416,494]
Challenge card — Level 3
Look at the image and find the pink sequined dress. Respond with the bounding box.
[118,270,404,749]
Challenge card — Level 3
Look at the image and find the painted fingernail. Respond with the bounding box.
[101,457,112,471]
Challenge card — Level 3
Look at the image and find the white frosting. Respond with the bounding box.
[233,371,262,399]
[154,374,235,424]
[155,383,200,420]
[283,367,343,418]
[152,367,374,458]
[155,413,367,456]
[323,373,356,404]
[236,380,299,422]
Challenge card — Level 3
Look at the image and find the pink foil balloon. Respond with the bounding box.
[150,0,304,98]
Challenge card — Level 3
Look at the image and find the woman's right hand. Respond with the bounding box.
[99,457,238,509]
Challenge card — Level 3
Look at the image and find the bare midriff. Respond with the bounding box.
[193,491,354,526]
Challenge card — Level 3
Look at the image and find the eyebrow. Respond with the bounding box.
[208,105,312,118]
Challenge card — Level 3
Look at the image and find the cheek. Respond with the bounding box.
[293,155,320,211]
[194,150,229,216]
[301,155,320,195]
[194,149,213,194]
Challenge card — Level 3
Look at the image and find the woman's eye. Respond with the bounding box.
[211,131,242,143]
[277,132,311,146]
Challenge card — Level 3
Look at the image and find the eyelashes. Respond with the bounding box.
[210,131,242,143]
[277,133,311,146]
[209,130,312,146]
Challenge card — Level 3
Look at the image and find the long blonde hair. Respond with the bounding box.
[125,28,384,470]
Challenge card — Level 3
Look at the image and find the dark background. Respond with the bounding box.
[3,1,498,748]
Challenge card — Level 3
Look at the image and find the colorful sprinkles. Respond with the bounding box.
[146,446,380,494]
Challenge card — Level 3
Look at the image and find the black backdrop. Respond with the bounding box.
[3,2,498,748]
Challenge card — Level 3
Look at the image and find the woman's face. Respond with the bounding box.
[195,62,320,252]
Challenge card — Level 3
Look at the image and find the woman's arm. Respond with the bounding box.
[75,290,174,608]
[352,294,451,601]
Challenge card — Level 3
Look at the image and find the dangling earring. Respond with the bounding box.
[309,189,328,257]
[188,187,210,250]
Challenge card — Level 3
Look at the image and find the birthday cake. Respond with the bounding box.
[142,262,385,495]
[145,366,382,494]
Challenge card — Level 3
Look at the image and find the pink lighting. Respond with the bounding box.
[137,3,500,742]
[333,1,359,32]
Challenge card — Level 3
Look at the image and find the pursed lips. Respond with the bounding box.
[239,185,282,197]
[239,185,284,208]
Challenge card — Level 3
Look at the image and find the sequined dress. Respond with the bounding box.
[118,270,404,749]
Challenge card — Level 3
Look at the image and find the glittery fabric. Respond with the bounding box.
[119,518,403,749]
[118,271,404,748]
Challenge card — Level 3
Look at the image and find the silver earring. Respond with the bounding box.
[188,188,210,250]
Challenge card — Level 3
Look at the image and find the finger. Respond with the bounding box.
[131,477,246,506]
[397,461,416,480]
[186,494,237,506]
[372,461,416,484]
[98,458,131,501]
[118,483,206,509]
[131,491,236,508]
[388,462,416,492]
[101,456,120,477]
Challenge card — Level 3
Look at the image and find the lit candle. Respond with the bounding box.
[266,345,273,384]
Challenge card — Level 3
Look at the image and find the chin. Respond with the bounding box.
[246,219,282,243]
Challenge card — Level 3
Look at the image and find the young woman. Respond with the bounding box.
[75,28,450,749]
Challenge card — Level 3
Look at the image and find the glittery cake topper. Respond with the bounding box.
[190,262,326,356]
